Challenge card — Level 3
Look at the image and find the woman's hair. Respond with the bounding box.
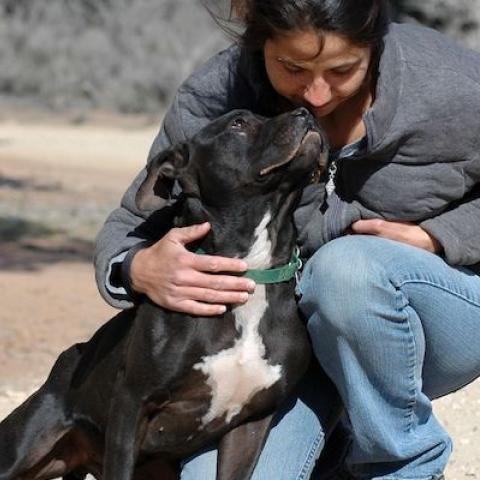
[226,0,391,53]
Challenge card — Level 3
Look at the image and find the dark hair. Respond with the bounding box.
[226,0,390,54]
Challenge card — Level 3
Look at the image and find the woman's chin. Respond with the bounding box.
[310,104,336,118]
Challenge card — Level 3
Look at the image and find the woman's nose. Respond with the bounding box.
[303,76,332,107]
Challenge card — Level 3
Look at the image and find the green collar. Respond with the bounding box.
[195,247,302,284]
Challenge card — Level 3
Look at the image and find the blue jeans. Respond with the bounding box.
[181,235,480,479]
[180,365,343,479]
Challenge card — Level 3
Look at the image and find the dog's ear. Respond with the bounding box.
[136,143,190,212]
[259,155,295,176]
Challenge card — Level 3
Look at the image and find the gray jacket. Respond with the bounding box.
[95,22,480,309]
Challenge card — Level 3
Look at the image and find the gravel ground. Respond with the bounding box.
[0,116,479,478]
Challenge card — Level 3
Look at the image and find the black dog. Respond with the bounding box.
[0,108,327,480]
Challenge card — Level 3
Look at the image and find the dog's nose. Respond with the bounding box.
[292,107,309,118]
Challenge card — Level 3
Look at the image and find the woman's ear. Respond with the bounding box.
[135,143,190,212]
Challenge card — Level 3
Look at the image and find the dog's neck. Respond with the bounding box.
[179,195,298,269]
[238,210,273,270]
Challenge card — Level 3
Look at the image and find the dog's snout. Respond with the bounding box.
[291,107,319,133]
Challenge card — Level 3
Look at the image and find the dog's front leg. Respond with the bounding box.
[216,412,275,480]
[102,383,144,480]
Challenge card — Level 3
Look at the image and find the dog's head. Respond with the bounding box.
[136,108,328,218]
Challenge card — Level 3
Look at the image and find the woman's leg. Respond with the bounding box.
[299,235,480,479]
[180,365,342,480]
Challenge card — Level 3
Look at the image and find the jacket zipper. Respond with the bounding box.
[325,159,344,240]
[325,160,338,197]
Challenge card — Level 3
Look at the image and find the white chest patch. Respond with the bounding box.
[193,212,282,426]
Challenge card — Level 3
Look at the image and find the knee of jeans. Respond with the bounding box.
[300,236,388,299]
[299,236,396,335]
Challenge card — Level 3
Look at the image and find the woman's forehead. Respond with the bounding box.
[266,29,368,64]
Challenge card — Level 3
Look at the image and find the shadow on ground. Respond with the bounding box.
[0,216,94,271]
[0,172,62,192]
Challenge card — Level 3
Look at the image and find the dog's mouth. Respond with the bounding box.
[259,129,324,176]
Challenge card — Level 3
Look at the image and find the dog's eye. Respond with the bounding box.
[231,118,247,130]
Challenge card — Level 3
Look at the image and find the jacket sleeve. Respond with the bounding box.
[94,101,185,309]
[420,183,480,266]
[297,175,480,267]
[294,184,381,258]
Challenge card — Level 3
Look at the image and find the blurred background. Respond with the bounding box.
[0,1,479,478]
[1,0,480,115]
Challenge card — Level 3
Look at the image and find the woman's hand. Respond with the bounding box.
[129,222,256,316]
[349,219,443,253]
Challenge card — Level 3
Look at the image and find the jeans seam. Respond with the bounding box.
[393,285,418,433]
[296,432,323,480]
[371,476,443,480]
[393,278,480,308]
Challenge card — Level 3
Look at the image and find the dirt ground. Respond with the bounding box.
[0,114,479,478]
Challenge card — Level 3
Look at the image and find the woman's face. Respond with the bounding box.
[263,29,372,118]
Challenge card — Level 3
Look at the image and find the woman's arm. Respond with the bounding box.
[419,185,480,265]
[296,183,480,264]
[94,44,257,311]
[94,115,178,309]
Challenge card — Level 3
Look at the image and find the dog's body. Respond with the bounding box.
[0,108,327,480]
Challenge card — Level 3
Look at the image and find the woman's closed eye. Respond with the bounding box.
[329,61,360,76]
[282,63,306,75]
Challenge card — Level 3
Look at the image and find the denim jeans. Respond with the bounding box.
[181,235,480,479]
[180,364,343,479]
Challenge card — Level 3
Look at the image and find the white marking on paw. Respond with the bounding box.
[193,212,282,426]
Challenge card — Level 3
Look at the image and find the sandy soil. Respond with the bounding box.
[0,116,478,478]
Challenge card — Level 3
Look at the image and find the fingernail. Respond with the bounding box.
[240,293,249,302]
[246,280,256,291]
[218,306,227,314]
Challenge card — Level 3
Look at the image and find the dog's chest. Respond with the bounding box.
[193,212,282,427]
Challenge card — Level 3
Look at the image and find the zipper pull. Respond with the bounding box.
[325,160,337,197]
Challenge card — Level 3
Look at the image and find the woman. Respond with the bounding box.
[95,0,480,478]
